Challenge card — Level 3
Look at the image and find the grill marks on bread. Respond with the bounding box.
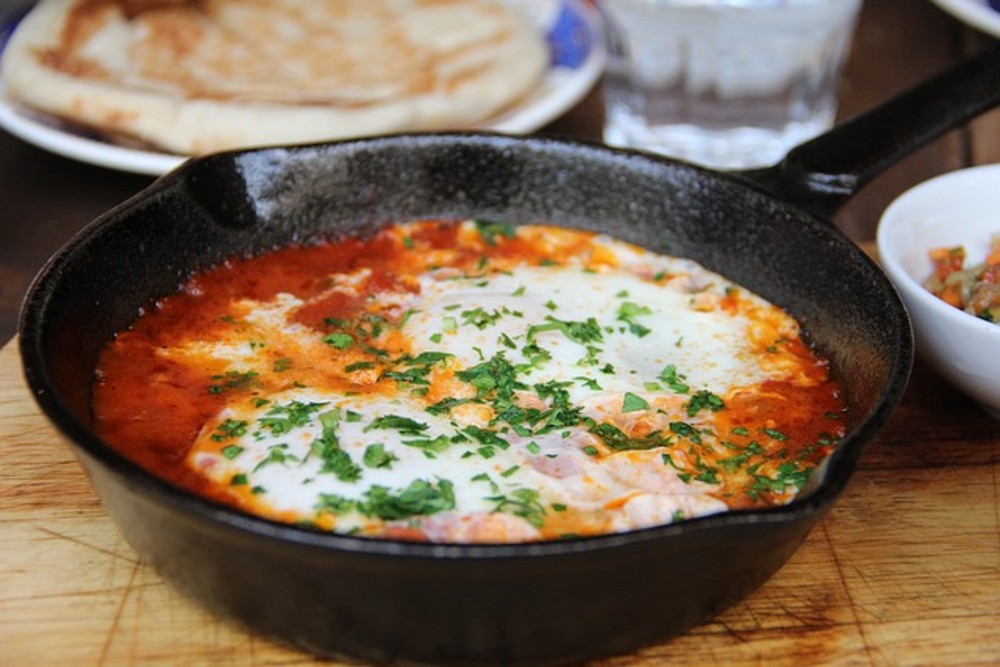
[46,0,521,103]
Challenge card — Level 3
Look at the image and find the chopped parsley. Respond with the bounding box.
[486,488,546,527]
[402,434,454,454]
[362,444,399,469]
[310,409,362,482]
[527,316,603,346]
[669,421,702,445]
[381,367,432,386]
[259,400,328,435]
[461,307,503,330]
[315,493,357,515]
[685,390,725,417]
[364,414,429,436]
[253,443,300,472]
[220,444,244,459]
[747,463,814,499]
[322,332,354,350]
[345,361,375,373]
[471,472,500,494]
[425,396,476,416]
[474,219,517,246]
[591,422,671,451]
[212,419,249,442]
[358,478,456,520]
[658,364,689,394]
[462,425,510,449]
[498,332,518,349]
[616,301,653,337]
[761,427,788,441]
[455,352,524,400]
[621,392,650,413]
[208,370,259,395]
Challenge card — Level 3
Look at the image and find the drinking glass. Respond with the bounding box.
[600,0,862,170]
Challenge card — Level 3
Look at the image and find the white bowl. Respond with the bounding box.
[877,164,1000,419]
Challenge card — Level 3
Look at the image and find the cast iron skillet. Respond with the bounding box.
[19,47,1000,666]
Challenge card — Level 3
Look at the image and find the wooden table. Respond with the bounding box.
[1,1,999,665]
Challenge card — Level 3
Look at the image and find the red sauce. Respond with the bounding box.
[91,220,848,531]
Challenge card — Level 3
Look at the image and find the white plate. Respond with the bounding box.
[0,0,605,175]
[929,0,1000,37]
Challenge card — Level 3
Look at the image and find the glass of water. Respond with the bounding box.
[599,0,862,170]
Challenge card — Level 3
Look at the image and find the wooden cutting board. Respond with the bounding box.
[1,335,998,666]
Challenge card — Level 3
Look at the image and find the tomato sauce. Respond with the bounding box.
[91,220,847,537]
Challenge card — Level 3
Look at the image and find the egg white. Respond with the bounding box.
[182,232,806,540]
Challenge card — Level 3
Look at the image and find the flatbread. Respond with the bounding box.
[1,0,549,155]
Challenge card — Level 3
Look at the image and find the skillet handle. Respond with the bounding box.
[734,45,1000,221]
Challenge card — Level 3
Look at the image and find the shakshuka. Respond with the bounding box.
[93,220,845,543]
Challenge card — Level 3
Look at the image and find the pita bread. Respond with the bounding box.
[1,0,549,155]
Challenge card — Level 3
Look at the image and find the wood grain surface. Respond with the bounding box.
[2,326,998,667]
